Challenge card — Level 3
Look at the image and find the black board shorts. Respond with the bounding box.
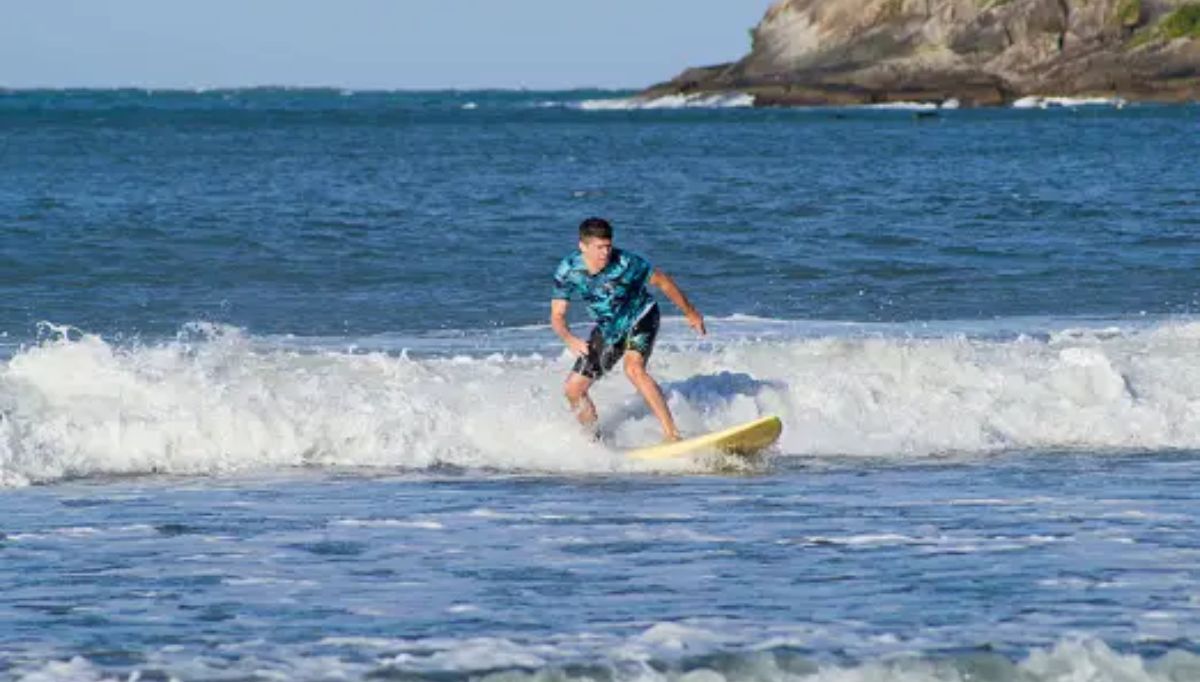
[572,303,660,380]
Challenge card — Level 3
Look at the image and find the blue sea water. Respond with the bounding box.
[1,88,1200,680]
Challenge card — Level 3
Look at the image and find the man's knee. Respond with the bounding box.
[564,376,590,402]
[623,355,648,381]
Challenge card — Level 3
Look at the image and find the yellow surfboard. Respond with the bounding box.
[627,415,783,461]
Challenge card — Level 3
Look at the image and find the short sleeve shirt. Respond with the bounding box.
[552,248,656,343]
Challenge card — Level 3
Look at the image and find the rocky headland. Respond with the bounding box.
[643,0,1200,106]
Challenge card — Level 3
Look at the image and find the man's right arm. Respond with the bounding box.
[551,299,589,357]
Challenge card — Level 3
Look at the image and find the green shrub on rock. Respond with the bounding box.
[1114,0,1142,27]
[1163,3,1200,39]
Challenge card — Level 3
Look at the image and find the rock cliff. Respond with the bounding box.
[644,0,1200,105]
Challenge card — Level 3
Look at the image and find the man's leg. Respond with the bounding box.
[623,351,680,441]
[564,372,598,432]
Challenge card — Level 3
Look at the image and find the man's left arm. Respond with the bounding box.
[649,269,706,336]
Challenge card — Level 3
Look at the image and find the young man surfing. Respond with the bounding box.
[550,217,706,442]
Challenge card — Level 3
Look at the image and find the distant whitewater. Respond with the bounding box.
[576,92,756,111]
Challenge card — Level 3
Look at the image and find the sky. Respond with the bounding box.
[1,1,774,90]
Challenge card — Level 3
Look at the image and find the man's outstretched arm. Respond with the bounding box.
[551,299,590,356]
[649,270,706,336]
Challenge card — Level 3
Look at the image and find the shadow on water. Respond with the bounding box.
[600,370,786,429]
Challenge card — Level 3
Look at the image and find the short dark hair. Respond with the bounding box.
[579,217,613,241]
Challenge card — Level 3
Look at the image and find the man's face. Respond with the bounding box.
[579,237,613,273]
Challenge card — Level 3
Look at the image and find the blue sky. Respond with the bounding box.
[1,1,773,90]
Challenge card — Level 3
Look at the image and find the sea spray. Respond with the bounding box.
[5,319,1200,485]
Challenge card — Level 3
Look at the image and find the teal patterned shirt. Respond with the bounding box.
[552,249,656,343]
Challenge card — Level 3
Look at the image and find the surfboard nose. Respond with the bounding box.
[626,415,782,461]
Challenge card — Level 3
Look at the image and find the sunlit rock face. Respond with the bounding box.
[644,0,1200,106]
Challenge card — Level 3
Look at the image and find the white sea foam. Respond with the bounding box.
[382,636,555,671]
[865,101,941,111]
[222,576,318,587]
[14,657,109,682]
[9,634,1200,681]
[5,319,1200,486]
[577,92,755,111]
[0,324,627,485]
[1013,95,1128,109]
[798,533,923,547]
[331,518,445,529]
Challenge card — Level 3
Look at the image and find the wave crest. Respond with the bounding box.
[5,319,1200,485]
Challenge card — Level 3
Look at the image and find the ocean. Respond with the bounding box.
[1,88,1199,681]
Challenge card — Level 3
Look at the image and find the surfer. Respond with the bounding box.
[550,217,706,442]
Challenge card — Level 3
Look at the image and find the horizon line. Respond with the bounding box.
[0,84,647,94]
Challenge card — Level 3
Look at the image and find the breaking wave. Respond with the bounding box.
[7,636,1198,682]
[4,317,1200,486]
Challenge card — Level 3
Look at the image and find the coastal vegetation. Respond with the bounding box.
[1163,3,1200,38]
[1114,0,1142,27]
[1127,2,1200,49]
